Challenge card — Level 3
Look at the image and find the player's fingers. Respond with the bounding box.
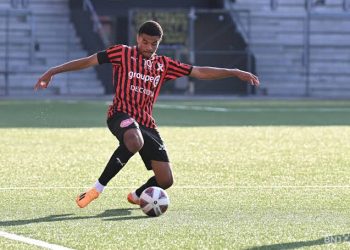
[34,81,40,91]
[248,73,257,81]
[250,74,259,84]
[249,78,259,86]
[34,79,47,90]
[254,78,260,86]
[41,81,48,89]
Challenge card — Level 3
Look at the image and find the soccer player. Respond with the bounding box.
[34,20,259,208]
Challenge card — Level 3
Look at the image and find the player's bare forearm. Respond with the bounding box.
[50,54,98,75]
[190,66,259,86]
[34,54,99,90]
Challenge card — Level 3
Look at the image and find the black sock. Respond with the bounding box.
[98,144,134,186]
[135,176,159,197]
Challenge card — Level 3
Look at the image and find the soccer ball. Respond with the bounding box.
[140,186,170,217]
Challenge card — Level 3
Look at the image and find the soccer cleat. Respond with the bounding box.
[127,191,140,205]
[76,187,100,208]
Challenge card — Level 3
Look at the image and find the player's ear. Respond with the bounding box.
[136,34,141,43]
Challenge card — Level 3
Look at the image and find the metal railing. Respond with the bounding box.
[0,10,84,96]
[0,9,35,95]
[223,2,253,93]
[10,0,29,9]
[270,0,350,11]
[225,10,252,72]
[188,8,252,69]
[82,0,110,47]
[224,0,251,44]
[186,8,254,95]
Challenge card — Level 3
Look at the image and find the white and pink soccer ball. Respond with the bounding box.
[140,186,170,217]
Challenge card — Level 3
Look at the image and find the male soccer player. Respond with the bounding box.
[34,20,259,208]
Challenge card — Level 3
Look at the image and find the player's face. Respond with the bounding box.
[137,33,161,58]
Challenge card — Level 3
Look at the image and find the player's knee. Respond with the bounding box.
[126,137,144,153]
[124,129,144,153]
[158,176,173,189]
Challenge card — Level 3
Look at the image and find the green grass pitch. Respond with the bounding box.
[0,99,350,249]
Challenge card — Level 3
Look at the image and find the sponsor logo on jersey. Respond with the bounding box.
[130,85,154,97]
[128,71,160,88]
[152,75,160,87]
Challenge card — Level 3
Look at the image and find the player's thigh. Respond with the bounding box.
[107,112,143,151]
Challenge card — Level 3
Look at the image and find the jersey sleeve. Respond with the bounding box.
[164,57,193,81]
[97,44,123,66]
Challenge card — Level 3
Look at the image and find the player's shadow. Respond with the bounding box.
[0,208,146,227]
[245,234,350,250]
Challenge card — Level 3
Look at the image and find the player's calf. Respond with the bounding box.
[156,176,173,190]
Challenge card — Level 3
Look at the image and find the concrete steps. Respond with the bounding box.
[231,0,350,97]
[0,0,105,96]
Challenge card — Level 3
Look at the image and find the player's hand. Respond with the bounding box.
[235,69,260,87]
[34,70,54,91]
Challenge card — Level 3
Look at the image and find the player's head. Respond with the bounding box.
[137,20,163,58]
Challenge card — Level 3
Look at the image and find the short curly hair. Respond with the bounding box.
[138,20,163,38]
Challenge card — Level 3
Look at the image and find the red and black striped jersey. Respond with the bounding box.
[97,44,193,128]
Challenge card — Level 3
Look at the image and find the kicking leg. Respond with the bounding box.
[128,161,174,205]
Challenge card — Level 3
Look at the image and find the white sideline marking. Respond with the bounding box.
[156,104,229,112]
[234,185,350,189]
[155,104,350,113]
[1,185,350,190]
[0,230,73,250]
[179,185,350,189]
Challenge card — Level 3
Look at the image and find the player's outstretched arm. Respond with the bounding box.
[190,66,259,86]
[34,53,99,90]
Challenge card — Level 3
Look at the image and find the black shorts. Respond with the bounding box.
[107,112,169,170]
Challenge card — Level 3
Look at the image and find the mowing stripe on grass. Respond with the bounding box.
[0,230,73,250]
[1,185,350,191]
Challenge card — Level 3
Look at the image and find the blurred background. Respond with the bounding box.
[0,0,349,98]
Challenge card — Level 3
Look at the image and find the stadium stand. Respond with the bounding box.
[3,0,347,97]
[0,0,104,95]
[230,0,350,97]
